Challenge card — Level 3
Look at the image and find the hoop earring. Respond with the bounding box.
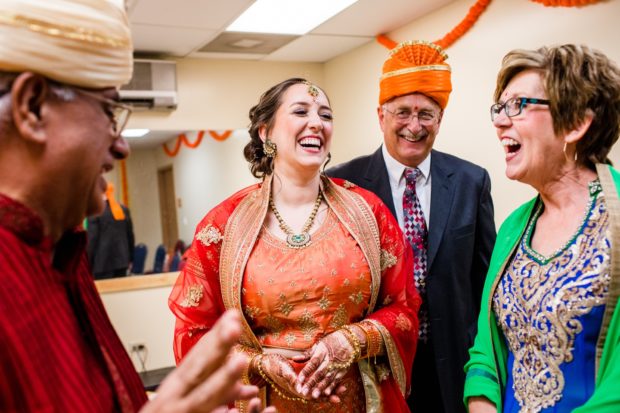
[322,152,332,174]
[263,139,277,158]
[563,142,578,163]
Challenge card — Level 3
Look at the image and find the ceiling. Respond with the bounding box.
[127,0,456,62]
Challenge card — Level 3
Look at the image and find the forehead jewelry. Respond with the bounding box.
[304,81,319,101]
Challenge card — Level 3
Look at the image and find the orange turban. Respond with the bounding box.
[379,40,452,109]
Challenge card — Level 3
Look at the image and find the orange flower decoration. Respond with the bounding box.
[530,0,601,6]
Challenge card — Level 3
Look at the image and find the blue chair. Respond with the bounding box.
[153,244,166,273]
[169,252,181,272]
[132,243,147,275]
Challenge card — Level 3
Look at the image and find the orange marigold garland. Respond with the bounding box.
[434,0,492,49]
[530,0,601,6]
[163,130,232,157]
[375,0,492,50]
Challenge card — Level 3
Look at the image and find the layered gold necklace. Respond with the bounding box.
[269,191,322,249]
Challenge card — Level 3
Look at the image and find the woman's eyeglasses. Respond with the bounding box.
[490,97,549,121]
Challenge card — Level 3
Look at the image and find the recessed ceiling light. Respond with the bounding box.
[226,0,359,35]
[121,128,150,138]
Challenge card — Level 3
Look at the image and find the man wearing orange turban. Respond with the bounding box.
[328,40,496,413]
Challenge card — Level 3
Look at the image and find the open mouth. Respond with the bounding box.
[399,130,426,143]
[299,137,322,150]
[502,138,521,156]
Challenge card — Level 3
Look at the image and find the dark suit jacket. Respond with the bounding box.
[327,147,496,413]
[87,201,135,279]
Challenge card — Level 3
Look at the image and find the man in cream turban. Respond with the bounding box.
[328,40,496,413]
[0,1,272,412]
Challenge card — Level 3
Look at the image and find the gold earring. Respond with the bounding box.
[263,139,277,158]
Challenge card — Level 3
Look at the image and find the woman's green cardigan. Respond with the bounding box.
[463,164,620,412]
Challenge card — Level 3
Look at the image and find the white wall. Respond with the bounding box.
[100,285,175,371]
[156,130,258,244]
[325,0,620,224]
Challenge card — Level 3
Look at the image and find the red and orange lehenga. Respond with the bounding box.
[169,175,420,412]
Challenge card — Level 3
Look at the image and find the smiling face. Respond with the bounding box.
[378,93,442,168]
[47,86,130,224]
[261,83,333,177]
[493,70,563,188]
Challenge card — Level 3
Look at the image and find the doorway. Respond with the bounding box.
[157,166,179,252]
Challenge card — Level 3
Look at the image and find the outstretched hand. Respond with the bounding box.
[140,310,260,413]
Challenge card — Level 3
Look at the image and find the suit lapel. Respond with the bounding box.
[427,151,454,270]
[363,147,397,217]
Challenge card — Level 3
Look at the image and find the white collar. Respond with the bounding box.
[382,145,431,187]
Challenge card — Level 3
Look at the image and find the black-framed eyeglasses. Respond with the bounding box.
[383,107,439,125]
[490,97,550,121]
[72,88,132,136]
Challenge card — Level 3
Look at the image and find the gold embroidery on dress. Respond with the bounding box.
[244,306,260,321]
[395,313,412,331]
[265,315,284,340]
[343,278,351,286]
[380,249,398,271]
[284,332,296,347]
[382,295,393,306]
[277,293,294,316]
[349,290,364,305]
[180,284,204,307]
[330,304,348,329]
[196,224,223,246]
[318,296,331,311]
[343,180,356,189]
[298,309,319,341]
[493,193,610,413]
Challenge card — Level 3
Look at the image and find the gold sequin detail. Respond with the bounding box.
[382,295,393,306]
[380,249,398,271]
[196,225,223,246]
[284,333,296,347]
[265,315,284,340]
[395,313,412,331]
[343,180,356,189]
[298,309,319,341]
[330,304,348,329]
[179,285,204,308]
[244,306,260,321]
[277,294,294,316]
[349,291,364,305]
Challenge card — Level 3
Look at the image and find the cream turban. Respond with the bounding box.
[379,40,452,109]
[0,0,133,89]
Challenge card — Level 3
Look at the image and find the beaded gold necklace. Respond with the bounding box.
[269,191,322,249]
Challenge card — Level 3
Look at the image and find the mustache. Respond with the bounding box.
[399,128,428,142]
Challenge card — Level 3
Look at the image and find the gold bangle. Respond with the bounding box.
[328,327,361,371]
[358,320,383,359]
[255,354,307,404]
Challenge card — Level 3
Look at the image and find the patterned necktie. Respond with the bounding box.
[403,168,429,343]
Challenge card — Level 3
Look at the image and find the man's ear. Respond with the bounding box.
[10,72,52,144]
[377,106,386,133]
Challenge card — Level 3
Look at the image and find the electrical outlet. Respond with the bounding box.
[130,342,146,353]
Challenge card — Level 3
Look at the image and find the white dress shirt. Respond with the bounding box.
[381,144,431,229]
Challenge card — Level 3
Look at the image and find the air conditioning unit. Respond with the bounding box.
[120,59,177,110]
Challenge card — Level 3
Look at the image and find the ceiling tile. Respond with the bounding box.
[198,32,298,54]
[264,35,371,63]
[312,0,456,36]
[130,0,255,29]
[132,24,217,56]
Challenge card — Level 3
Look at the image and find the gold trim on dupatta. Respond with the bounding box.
[366,318,407,398]
[219,178,273,349]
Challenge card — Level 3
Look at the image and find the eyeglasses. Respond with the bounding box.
[490,97,550,121]
[383,107,439,125]
[72,88,132,136]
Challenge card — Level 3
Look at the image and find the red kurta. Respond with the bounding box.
[0,193,147,412]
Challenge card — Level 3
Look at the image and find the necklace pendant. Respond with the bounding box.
[286,232,311,249]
